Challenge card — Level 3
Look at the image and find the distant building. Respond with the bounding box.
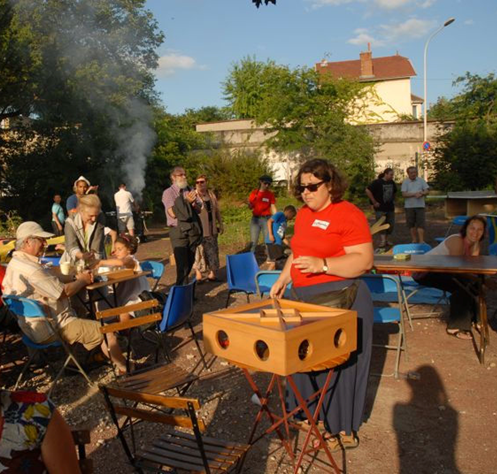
[316,45,422,123]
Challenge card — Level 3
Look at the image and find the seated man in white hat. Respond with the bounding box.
[3,221,127,374]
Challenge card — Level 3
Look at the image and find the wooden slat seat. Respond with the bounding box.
[100,386,250,474]
[108,362,197,395]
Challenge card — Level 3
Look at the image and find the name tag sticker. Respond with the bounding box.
[312,219,330,230]
[262,198,269,202]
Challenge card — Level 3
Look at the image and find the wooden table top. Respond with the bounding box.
[86,270,151,290]
[374,254,497,275]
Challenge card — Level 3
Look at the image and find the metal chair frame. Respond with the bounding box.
[361,274,408,379]
[3,295,93,395]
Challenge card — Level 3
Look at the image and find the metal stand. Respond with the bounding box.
[240,368,341,474]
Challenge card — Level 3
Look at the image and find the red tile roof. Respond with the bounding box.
[316,54,416,82]
[411,93,424,103]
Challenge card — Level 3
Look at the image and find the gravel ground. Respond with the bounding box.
[2,205,497,474]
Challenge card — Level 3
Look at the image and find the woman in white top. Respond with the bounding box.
[413,215,487,339]
[94,235,150,323]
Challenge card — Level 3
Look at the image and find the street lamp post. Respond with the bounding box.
[423,17,455,145]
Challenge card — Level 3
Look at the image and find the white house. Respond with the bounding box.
[316,45,423,123]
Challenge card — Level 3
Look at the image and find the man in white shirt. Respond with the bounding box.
[114,183,137,236]
[401,166,429,243]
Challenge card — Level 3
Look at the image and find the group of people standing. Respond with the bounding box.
[162,167,223,286]
[366,165,429,248]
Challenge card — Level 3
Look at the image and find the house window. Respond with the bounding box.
[412,105,418,119]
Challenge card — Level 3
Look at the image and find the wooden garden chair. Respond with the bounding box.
[99,385,250,474]
[96,300,198,396]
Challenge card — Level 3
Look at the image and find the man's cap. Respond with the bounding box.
[74,176,91,187]
[16,222,54,243]
[259,175,273,183]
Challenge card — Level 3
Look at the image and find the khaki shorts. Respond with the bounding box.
[118,215,135,233]
[59,318,103,351]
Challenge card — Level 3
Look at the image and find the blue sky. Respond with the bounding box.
[146,0,497,115]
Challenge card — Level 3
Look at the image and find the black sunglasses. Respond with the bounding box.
[296,181,326,193]
[196,180,206,184]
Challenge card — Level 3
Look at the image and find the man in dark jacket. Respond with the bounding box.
[366,168,397,248]
[162,167,202,285]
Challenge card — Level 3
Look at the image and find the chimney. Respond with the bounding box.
[360,43,374,78]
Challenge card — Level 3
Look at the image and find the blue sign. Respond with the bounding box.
[423,141,431,151]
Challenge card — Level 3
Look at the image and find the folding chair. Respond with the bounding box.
[255,270,292,298]
[434,215,468,243]
[360,274,408,379]
[3,295,93,396]
[392,244,449,328]
[225,252,259,307]
[40,256,61,266]
[143,279,208,371]
[96,299,198,396]
[139,260,165,291]
[100,386,250,474]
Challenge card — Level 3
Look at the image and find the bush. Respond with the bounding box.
[182,148,274,200]
[431,120,497,191]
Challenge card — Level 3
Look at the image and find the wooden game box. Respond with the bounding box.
[203,299,357,376]
[98,268,135,280]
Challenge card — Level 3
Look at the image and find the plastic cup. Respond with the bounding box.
[60,262,72,275]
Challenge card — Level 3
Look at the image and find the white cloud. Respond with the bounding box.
[348,28,385,46]
[307,0,435,9]
[375,0,411,9]
[347,17,437,47]
[418,0,436,7]
[307,0,360,9]
[380,17,437,41]
[464,19,474,26]
[156,53,199,77]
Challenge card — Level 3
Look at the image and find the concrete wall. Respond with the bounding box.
[196,119,454,181]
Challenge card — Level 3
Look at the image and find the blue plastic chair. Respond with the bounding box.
[391,244,449,327]
[140,260,165,291]
[154,280,207,370]
[392,243,432,255]
[489,243,497,256]
[3,295,92,395]
[360,274,408,379]
[40,256,61,266]
[225,252,259,307]
[255,271,292,298]
[435,215,468,243]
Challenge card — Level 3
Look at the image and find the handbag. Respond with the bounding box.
[291,280,360,310]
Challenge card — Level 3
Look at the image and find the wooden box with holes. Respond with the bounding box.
[203,299,357,376]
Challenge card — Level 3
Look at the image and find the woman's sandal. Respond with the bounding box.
[446,329,472,340]
[313,432,359,452]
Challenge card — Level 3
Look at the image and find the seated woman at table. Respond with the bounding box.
[93,235,150,323]
[270,158,374,452]
[413,214,487,340]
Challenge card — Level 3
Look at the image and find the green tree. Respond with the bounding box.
[223,57,376,198]
[429,73,497,122]
[0,0,163,221]
[430,72,497,191]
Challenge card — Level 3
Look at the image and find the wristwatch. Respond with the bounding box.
[322,258,328,273]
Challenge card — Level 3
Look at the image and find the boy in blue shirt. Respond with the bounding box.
[266,205,297,268]
[51,194,66,236]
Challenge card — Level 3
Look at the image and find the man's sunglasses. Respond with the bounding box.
[296,181,326,193]
[196,180,206,184]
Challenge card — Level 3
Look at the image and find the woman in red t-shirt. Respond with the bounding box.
[270,159,374,451]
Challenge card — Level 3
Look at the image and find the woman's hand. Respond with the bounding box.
[270,278,287,299]
[293,256,324,274]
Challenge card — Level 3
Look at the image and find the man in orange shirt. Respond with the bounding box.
[248,175,277,254]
